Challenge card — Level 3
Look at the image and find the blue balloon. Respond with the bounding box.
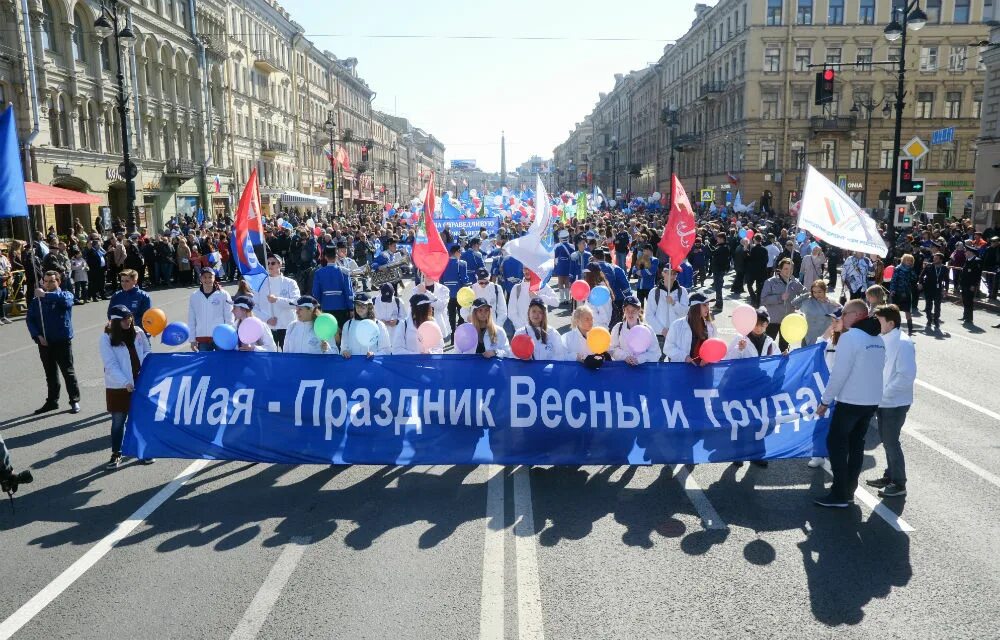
[161,321,190,346]
[738,229,747,239]
[796,231,806,242]
[212,324,238,351]
[588,285,611,306]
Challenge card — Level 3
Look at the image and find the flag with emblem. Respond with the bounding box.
[230,168,267,291]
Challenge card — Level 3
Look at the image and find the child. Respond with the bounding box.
[725,307,780,359]
[610,295,662,365]
[70,248,88,304]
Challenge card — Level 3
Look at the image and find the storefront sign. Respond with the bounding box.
[847,182,863,190]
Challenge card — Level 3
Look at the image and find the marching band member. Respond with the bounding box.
[645,263,689,346]
[457,298,510,358]
[406,275,450,341]
[552,229,574,304]
[663,292,717,364]
[334,240,359,272]
[632,244,659,307]
[581,263,614,328]
[460,268,508,328]
[340,293,391,358]
[375,282,405,340]
[440,244,469,341]
[257,255,300,349]
[725,307,780,360]
[283,296,335,355]
[513,298,566,361]
[232,295,278,352]
[610,295,661,365]
[391,293,445,355]
[312,245,355,330]
[461,237,487,276]
[568,236,592,284]
[188,268,233,352]
[508,266,558,331]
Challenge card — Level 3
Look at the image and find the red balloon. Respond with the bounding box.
[312,227,322,237]
[883,265,895,281]
[511,333,535,360]
[698,338,728,364]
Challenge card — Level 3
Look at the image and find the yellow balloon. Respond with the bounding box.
[586,326,612,354]
[457,286,476,308]
[780,312,808,344]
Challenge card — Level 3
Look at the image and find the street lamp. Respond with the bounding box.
[94,0,137,233]
[390,142,399,204]
[884,0,927,255]
[849,97,889,210]
[665,106,680,209]
[324,111,336,216]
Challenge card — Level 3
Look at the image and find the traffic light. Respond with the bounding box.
[895,205,911,226]
[361,145,369,163]
[814,68,835,105]
[898,158,924,195]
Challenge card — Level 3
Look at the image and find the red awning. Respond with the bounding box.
[25,182,104,206]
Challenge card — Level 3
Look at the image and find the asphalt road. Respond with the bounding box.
[1,274,999,639]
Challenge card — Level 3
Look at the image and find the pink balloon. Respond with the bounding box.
[570,279,591,302]
[625,325,653,353]
[416,320,443,352]
[312,226,322,237]
[883,265,895,281]
[745,230,755,241]
[237,317,265,345]
[454,323,478,353]
[731,303,758,337]
[699,338,728,364]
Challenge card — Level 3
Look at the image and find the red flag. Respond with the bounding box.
[658,175,697,270]
[335,146,350,172]
[411,172,449,281]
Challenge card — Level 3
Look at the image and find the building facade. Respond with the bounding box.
[974,3,1000,230]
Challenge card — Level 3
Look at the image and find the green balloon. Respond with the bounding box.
[314,313,339,341]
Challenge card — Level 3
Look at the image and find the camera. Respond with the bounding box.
[1,470,33,495]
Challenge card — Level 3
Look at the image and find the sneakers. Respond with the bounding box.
[878,483,907,497]
[33,401,58,415]
[69,402,81,414]
[751,460,769,468]
[807,457,826,468]
[0,317,12,325]
[814,494,853,508]
[865,476,892,489]
[138,458,156,465]
[107,453,122,469]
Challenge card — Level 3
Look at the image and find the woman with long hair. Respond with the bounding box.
[663,293,717,364]
[340,293,391,358]
[284,296,335,354]
[456,297,509,358]
[100,305,152,468]
[513,298,566,361]
[792,280,842,345]
[232,295,278,352]
[889,253,918,335]
[562,304,605,363]
[582,263,614,328]
[610,295,662,364]
[391,293,444,354]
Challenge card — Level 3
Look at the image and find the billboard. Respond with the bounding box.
[450,159,477,170]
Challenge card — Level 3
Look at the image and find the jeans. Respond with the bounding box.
[876,405,909,486]
[746,274,765,307]
[74,281,87,301]
[0,285,7,319]
[615,251,628,270]
[111,411,128,455]
[826,402,878,501]
[37,340,80,404]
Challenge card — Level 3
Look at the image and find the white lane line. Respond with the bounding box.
[228,536,312,640]
[479,465,505,640]
[512,466,544,640]
[915,379,1000,422]
[0,459,209,640]
[671,464,728,530]
[820,461,914,533]
[905,425,1000,490]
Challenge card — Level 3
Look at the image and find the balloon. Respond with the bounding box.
[586,326,612,354]
[417,320,443,352]
[314,313,339,341]
[652,191,661,201]
[306,218,315,228]
[731,303,758,336]
[588,285,611,306]
[746,230,755,241]
[570,279,591,302]
[699,338,728,363]
[454,323,478,352]
[237,317,265,345]
[354,319,380,348]
[142,308,167,336]
[796,231,806,242]
[780,312,808,344]
[511,333,535,360]
[625,325,653,353]
[313,226,322,237]
[493,195,503,206]
[161,321,189,346]
[212,324,238,351]
[738,229,747,239]
[883,265,895,281]
[457,286,476,308]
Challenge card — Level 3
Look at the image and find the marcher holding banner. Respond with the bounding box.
[258,255,300,349]
[460,268,508,328]
[407,276,450,341]
[375,283,405,339]
[610,296,661,365]
[760,258,804,351]
[663,292,717,364]
[508,266,558,331]
[581,263,614,328]
[456,298,509,358]
[188,268,233,352]
[339,294,391,358]
[645,263,688,345]
[562,305,605,363]
[391,293,444,355]
[283,296,334,355]
[725,307,780,359]
[232,296,278,352]
[513,298,566,361]
[100,305,152,468]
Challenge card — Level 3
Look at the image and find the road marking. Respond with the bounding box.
[0,459,209,640]
[479,465,505,640]
[820,461,914,533]
[671,464,728,530]
[905,424,1000,490]
[228,536,311,640]
[512,466,544,640]
[915,379,1000,422]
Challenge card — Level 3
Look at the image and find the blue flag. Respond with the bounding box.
[0,104,28,219]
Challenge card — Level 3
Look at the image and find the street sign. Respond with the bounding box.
[931,127,955,145]
[700,189,714,202]
[903,136,930,160]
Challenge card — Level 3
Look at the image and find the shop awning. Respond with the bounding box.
[279,190,329,207]
[25,182,104,206]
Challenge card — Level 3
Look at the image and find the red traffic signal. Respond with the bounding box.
[815,69,836,105]
[823,68,835,82]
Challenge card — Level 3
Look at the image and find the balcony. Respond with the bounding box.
[261,141,288,157]
[253,49,282,74]
[164,158,197,179]
[673,132,700,150]
[809,116,856,132]
[699,82,728,100]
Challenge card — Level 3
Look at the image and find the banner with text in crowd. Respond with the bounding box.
[123,345,831,465]
[435,217,500,236]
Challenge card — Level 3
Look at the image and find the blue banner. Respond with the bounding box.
[123,346,831,465]
[435,217,500,236]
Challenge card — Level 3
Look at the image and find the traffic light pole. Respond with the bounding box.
[885,30,908,259]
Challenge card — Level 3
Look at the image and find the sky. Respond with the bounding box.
[281,0,699,172]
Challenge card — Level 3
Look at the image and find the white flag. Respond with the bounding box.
[504,176,555,280]
[799,165,887,258]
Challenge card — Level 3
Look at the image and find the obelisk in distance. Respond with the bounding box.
[500,130,507,188]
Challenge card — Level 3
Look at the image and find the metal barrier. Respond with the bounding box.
[945,265,997,301]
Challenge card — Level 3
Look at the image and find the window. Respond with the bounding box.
[926,0,941,23]
[71,11,86,61]
[797,0,812,24]
[791,141,806,169]
[767,0,783,25]
[949,46,967,71]
[761,92,779,119]
[795,47,811,71]
[760,140,776,170]
[856,47,873,72]
[919,47,938,71]
[880,142,894,168]
[792,92,809,119]
[764,46,781,72]
[41,1,56,52]
[859,0,875,24]
[820,140,836,169]
[916,91,934,118]
[100,38,111,71]
[888,47,901,63]
[974,92,983,119]
[850,140,866,169]
[828,0,844,24]
[954,0,970,23]
[825,47,842,66]
[945,91,961,118]
[940,143,956,170]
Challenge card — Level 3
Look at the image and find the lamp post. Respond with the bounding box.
[390,142,398,204]
[666,106,680,209]
[884,1,927,255]
[94,0,136,233]
[324,111,337,216]
[609,138,620,204]
[850,98,891,210]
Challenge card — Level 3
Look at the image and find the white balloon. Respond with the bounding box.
[493,195,503,206]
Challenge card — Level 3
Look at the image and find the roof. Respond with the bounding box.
[25,182,104,206]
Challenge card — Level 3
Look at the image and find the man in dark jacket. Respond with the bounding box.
[83,238,108,301]
[959,242,982,324]
[709,232,732,311]
[918,252,948,329]
[731,237,748,294]
[745,235,770,307]
[780,239,802,279]
[26,271,80,414]
[826,246,843,291]
[982,236,1000,301]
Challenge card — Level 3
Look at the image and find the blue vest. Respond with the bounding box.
[311,265,355,311]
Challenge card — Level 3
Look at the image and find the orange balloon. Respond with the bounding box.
[586,327,612,354]
[142,308,167,336]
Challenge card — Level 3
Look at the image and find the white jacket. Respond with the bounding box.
[390,317,444,355]
[237,318,278,352]
[644,285,689,336]
[283,320,336,355]
[339,318,392,356]
[663,317,717,362]
[724,333,779,360]
[455,326,511,357]
[587,298,614,329]
[610,321,662,363]
[508,283,558,331]
[256,275,300,331]
[99,331,151,389]
[820,325,885,406]
[374,297,406,339]
[513,326,566,361]
[562,328,591,361]
[404,282,451,339]
[459,281,509,327]
[879,329,916,408]
[188,288,233,339]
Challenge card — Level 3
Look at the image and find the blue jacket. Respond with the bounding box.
[495,254,524,295]
[441,258,469,298]
[108,287,152,325]
[677,261,695,289]
[568,250,592,282]
[27,290,75,343]
[634,257,659,290]
[311,264,355,311]
[598,262,633,303]
[552,242,574,276]
[460,250,485,280]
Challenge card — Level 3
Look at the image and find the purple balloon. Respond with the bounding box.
[237,317,265,345]
[454,322,478,353]
[625,325,653,353]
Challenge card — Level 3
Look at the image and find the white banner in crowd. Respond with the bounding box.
[798,165,888,258]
